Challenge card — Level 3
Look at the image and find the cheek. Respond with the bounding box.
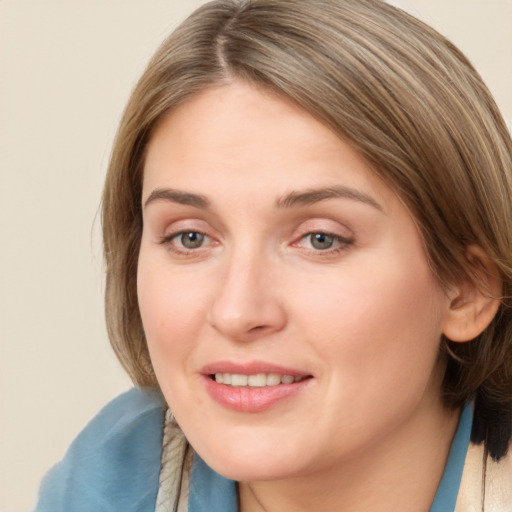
[297,252,447,395]
[136,254,210,372]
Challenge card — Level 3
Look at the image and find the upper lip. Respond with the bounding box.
[202,360,312,377]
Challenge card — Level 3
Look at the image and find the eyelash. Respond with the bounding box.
[296,231,354,255]
[159,229,353,257]
[159,230,213,255]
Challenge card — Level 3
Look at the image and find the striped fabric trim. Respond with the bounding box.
[155,409,193,512]
[456,442,512,512]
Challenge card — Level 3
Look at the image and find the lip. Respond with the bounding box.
[201,360,313,413]
[202,360,311,377]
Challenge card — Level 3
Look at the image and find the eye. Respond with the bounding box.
[161,230,211,251]
[300,232,353,252]
[309,233,336,250]
[177,231,206,249]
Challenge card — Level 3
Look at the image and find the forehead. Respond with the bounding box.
[145,82,344,168]
[142,81,397,213]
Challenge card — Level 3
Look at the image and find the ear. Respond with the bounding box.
[442,246,502,343]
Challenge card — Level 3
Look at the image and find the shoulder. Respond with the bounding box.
[34,388,166,512]
[74,387,166,445]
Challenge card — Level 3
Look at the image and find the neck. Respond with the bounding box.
[239,399,460,512]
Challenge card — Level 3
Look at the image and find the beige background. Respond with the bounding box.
[0,1,510,511]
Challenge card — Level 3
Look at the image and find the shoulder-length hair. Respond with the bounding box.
[102,0,512,459]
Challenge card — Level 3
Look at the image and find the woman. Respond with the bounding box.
[35,0,512,511]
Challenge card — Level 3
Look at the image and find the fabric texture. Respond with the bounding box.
[155,409,193,512]
[33,388,165,512]
[455,441,512,511]
[34,389,511,512]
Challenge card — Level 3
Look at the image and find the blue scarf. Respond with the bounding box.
[34,389,471,512]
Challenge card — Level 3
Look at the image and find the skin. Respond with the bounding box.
[138,81,462,511]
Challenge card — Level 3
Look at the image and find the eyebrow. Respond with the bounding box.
[144,188,210,209]
[276,186,383,212]
[143,185,383,212]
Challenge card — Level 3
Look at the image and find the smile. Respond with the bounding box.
[213,373,306,387]
[203,364,313,412]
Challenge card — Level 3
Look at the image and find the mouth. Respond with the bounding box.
[202,362,313,412]
[209,373,309,387]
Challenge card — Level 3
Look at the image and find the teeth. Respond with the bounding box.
[248,374,266,387]
[231,374,248,387]
[267,373,281,386]
[213,373,306,387]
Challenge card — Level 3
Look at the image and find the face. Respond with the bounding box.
[138,82,452,482]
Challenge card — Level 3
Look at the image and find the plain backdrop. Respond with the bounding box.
[0,1,510,510]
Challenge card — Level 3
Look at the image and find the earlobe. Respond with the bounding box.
[442,246,502,343]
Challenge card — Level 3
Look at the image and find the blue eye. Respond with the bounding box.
[309,233,335,250]
[176,231,205,249]
[300,232,353,252]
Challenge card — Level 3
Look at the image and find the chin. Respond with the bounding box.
[190,431,307,482]
[203,452,299,482]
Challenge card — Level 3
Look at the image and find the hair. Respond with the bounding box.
[102,0,512,460]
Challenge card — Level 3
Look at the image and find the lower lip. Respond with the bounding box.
[204,376,312,412]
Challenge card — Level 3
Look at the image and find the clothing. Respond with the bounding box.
[34,389,165,512]
[34,388,512,512]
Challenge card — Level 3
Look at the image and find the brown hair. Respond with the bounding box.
[102,0,512,459]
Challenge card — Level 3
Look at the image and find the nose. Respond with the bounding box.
[207,249,287,342]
